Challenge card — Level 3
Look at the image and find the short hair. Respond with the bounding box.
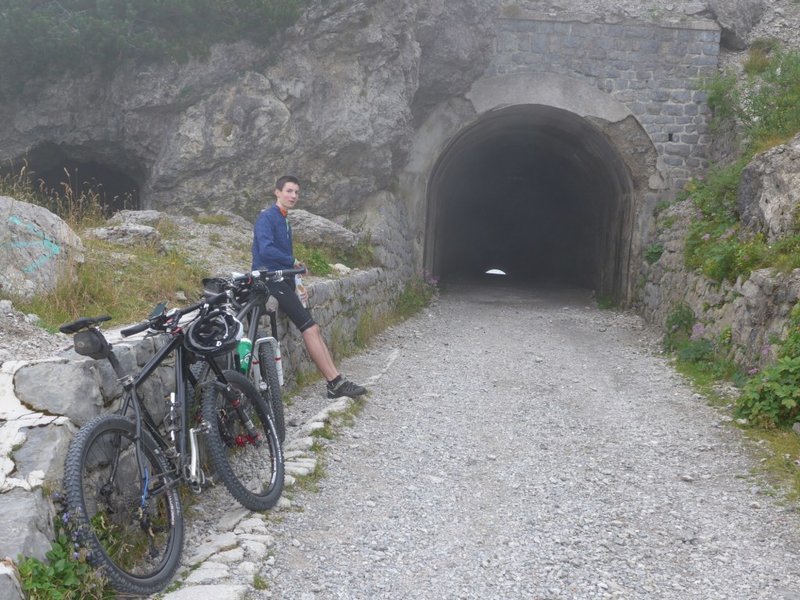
[275,175,299,191]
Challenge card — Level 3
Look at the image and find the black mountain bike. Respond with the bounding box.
[60,293,284,595]
[202,266,306,443]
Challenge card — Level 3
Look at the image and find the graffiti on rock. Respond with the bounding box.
[3,215,63,273]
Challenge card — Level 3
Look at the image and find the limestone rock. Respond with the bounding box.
[83,223,163,250]
[289,209,359,252]
[0,488,54,563]
[738,133,800,243]
[706,0,766,50]
[11,422,76,490]
[0,197,84,299]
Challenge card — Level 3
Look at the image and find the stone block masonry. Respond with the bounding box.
[491,15,721,192]
[271,268,405,387]
[0,266,403,597]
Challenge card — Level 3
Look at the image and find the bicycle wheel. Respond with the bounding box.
[257,336,286,442]
[201,369,284,510]
[63,414,184,595]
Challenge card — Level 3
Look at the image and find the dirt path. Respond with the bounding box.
[246,280,800,600]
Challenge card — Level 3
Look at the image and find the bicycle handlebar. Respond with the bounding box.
[249,267,306,281]
[120,291,230,338]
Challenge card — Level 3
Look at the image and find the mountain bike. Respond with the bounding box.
[60,293,284,595]
[202,266,307,443]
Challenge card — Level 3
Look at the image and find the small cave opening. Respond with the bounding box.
[12,143,141,216]
[425,104,634,301]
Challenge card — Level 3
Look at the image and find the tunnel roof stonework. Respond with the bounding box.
[490,14,721,191]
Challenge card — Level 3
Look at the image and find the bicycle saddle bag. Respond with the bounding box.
[73,329,111,360]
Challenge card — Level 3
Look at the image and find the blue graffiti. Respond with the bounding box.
[2,215,63,273]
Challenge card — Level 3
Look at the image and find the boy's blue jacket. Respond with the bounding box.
[252,204,294,270]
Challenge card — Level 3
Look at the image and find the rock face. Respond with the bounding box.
[738,133,800,242]
[0,0,783,291]
[641,134,800,368]
[707,0,766,49]
[0,197,84,300]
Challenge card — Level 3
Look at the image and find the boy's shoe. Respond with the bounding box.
[327,378,367,399]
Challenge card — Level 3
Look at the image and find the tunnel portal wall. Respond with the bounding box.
[491,14,721,192]
[403,14,721,304]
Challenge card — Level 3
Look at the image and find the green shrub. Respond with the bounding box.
[774,304,800,360]
[743,38,779,75]
[17,494,111,599]
[663,303,695,352]
[734,302,800,428]
[194,214,231,226]
[705,71,740,131]
[735,356,800,428]
[294,243,333,276]
[394,279,435,319]
[745,47,800,152]
[685,45,800,286]
[644,243,664,264]
[677,337,714,363]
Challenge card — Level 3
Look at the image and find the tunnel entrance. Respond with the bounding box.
[16,143,141,216]
[425,105,635,301]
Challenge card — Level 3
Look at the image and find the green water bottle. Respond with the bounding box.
[236,337,252,373]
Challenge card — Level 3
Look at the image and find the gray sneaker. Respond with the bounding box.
[327,379,367,399]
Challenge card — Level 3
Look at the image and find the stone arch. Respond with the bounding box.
[402,72,657,304]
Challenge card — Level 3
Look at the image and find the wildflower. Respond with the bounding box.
[690,323,705,341]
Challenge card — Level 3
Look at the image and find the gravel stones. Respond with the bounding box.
[164,281,800,599]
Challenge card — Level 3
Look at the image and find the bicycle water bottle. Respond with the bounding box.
[236,337,252,373]
[295,275,308,308]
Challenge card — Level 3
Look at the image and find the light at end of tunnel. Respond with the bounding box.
[485,268,507,276]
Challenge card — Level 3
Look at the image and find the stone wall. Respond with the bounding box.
[639,198,800,369]
[491,14,721,192]
[0,266,403,595]
[269,268,405,386]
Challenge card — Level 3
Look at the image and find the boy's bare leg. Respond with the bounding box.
[302,324,339,381]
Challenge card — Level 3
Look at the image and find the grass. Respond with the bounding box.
[684,45,800,283]
[11,241,209,331]
[294,235,377,278]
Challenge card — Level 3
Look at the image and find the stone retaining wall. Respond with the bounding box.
[271,268,405,387]
[0,266,403,598]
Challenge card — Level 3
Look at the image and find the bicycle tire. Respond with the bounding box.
[201,369,284,510]
[63,414,184,595]
[257,336,286,442]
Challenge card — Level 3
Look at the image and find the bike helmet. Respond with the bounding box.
[184,310,243,356]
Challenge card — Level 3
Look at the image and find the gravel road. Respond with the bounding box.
[253,280,800,600]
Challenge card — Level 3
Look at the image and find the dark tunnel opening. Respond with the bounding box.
[14,143,141,215]
[425,105,634,300]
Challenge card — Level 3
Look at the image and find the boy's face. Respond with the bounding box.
[275,181,300,211]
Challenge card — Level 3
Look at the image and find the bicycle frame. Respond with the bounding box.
[232,288,285,386]
[105,324,230,496]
